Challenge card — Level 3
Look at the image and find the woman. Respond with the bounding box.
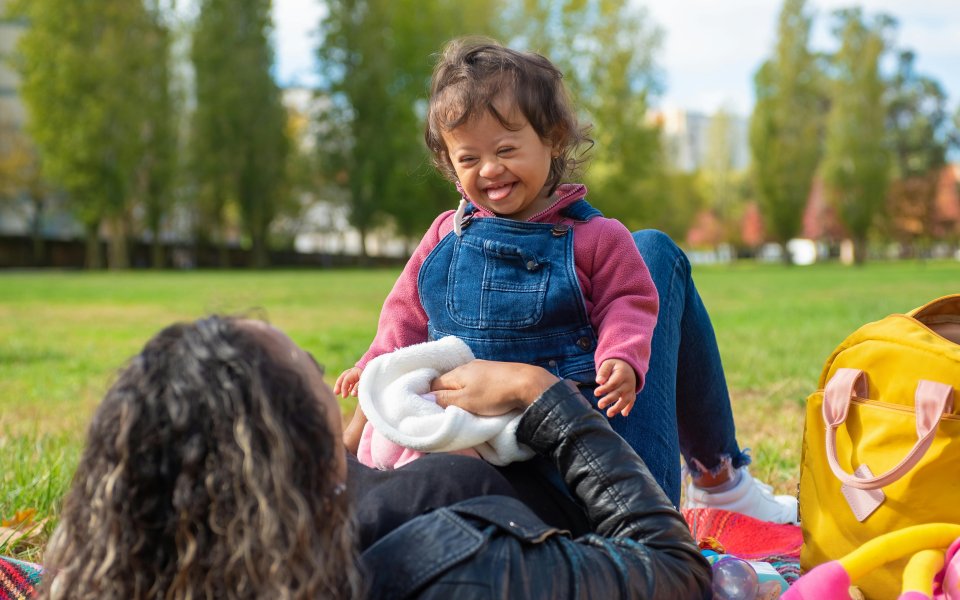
[40,233,788,598]
[40,314,712,599]
[41,318,359,598]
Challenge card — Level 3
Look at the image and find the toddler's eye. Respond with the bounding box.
[458,155,477,165]
[497,147,515,156]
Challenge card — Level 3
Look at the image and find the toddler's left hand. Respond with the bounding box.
[594,358,637,418]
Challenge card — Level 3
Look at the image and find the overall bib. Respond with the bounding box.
[418,199,603,386]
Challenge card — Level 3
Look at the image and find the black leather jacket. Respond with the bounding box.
[360,380,712,599]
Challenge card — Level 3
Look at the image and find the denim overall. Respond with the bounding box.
[418,200,604,386]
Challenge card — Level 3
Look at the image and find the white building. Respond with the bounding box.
[650,107,750,173]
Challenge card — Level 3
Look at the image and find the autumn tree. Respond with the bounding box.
[749,0,825,263]
[884,50,953,252]
[658,170,705,242]
[697,107,751,246]
[11,0,174,268]
[821,9,894,264]
[191,0,289,267]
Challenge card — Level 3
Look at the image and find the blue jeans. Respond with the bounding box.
[610,230,749,506]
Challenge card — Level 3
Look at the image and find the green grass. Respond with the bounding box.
[693,259,960,492]
[1,260,958,559]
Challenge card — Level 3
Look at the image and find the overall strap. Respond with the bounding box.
[559,199,603,222]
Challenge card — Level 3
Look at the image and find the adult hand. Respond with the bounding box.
[430,359,559,416]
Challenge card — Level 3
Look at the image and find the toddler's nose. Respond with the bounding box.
[479,158,504,178]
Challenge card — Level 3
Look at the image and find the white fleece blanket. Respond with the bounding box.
[357,336,534,466]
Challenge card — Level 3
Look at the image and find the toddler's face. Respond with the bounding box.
[442,99,555,221]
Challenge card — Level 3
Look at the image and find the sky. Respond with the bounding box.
[272,0,960,118]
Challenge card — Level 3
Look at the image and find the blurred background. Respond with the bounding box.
[1,0,959,270]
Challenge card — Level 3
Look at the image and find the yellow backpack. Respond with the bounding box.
[799,294,960,599]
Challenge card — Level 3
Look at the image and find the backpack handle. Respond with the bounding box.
[822,368,954,490]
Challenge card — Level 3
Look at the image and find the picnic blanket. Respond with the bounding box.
[683,507,803,583]
[1,513,799,596]
[0,556,41,600]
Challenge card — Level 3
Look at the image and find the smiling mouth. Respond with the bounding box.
[485,182,515,202]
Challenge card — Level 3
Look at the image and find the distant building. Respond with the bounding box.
[281,86,410,258]
[649,107,750,173]
[0,1,37,238]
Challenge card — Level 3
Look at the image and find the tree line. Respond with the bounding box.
[752,0,960,264]
[0,0,958,268]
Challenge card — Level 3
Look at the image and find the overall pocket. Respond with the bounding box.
[447,237,551,329]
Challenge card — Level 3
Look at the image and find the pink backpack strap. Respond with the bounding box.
[823,368,954,490]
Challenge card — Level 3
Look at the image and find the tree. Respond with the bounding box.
[191,0,289,267]
[503,0,665,231]
[697,107,751,246]
[884,50,953,252]
[658,170,705,242]
[136,0,179,269]
[0,121,51,265]
[749,0,825,263]
[316,0,494,257]
[316,0,665,253]
[11,0,173,268]
[821,9,894,265]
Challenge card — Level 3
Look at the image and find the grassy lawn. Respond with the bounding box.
[2,259,958,560]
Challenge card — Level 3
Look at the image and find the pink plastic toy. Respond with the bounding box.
[784,524,960,600]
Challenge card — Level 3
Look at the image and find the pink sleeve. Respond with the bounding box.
[574,219,659,393]
[356,212,454,368]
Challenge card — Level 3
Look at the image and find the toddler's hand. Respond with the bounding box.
[594,358,637,418]
[335,366,363,398]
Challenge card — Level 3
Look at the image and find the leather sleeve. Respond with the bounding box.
[517,380,712,598]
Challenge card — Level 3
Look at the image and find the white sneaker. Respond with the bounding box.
[684,467,799,525]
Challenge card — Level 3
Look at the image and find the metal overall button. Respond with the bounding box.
[576,337,592,350]
[526,260,538,271]
[551,224,570,237]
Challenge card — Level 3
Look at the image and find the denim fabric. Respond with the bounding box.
[418,200,602,384]
[421,215,747,507]
[628,230,749,506]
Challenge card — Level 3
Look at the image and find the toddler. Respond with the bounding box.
[336,37,659,467]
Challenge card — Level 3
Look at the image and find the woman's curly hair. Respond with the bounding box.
[40,316,361,599]
[425,36,593,196]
